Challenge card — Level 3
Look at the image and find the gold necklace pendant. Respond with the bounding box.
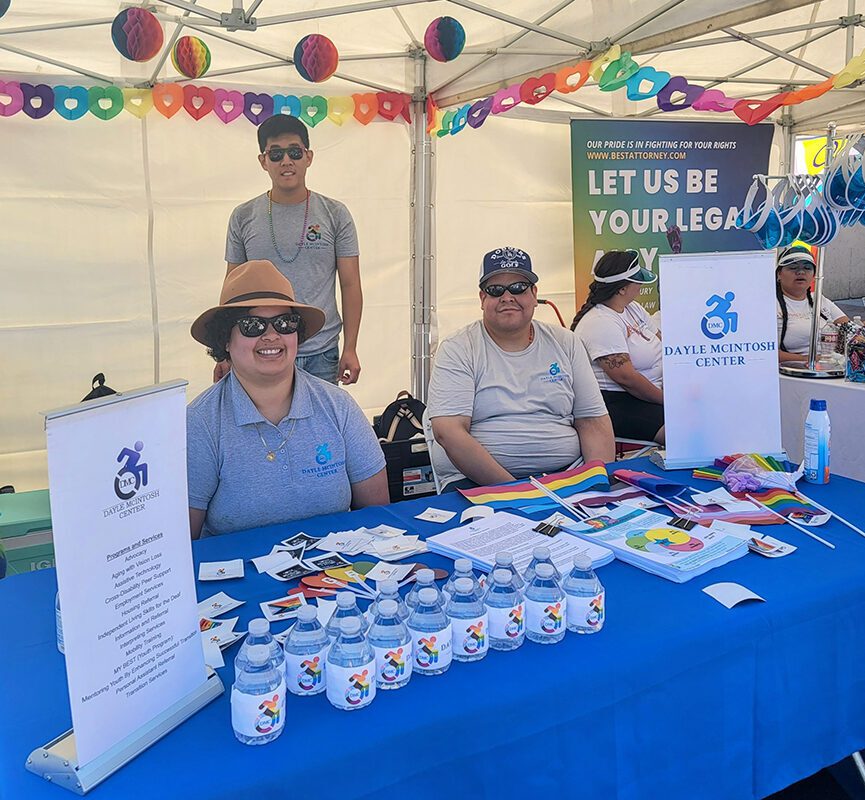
[265,451,276,462]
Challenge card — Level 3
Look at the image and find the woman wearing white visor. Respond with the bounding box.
[572,250,665,445]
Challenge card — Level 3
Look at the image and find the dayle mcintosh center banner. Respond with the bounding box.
[570,120,774,313]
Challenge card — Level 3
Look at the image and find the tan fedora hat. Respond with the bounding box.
[190,260,325,345]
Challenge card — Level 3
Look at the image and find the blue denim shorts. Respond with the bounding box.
[296,346,340,384]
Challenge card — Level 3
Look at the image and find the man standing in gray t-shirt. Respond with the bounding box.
[222,114,362,385]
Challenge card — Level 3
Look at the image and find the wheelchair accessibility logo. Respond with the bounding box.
[701,292,738,340]
[114,441,148,500]
[315,443,333,465]
[549,362,561,376]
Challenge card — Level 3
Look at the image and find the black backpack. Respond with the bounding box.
[374,391,426,442]
[82,373,118,402]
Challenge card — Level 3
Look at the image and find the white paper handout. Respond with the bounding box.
[702,582,765,608]
[196,592,244,617]
[198,559,244,581]
[366,524,407,538]
[460,506,495,524]
[415,507,457,523]
[364,562,416,583]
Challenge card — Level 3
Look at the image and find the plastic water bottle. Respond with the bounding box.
[55,591,64,655]
[446,578,489,663]
[326,617,376,711]
[803,399,831,484]
[407,587,452,676]
[283,605,328,696]
[326,591,369,640]
[231,644,286,745]
[484,568,526,651]
[491,551,524,591]
[442,558,481,602]
[368,599,412,690]
[523,545,561,585]
[405,568,443,610]
[367,579,409,622]
[235,618,284,674]
[525,563,566,645]
[562,554,605,634]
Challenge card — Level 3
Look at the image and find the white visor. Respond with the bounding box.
[590,252,657,285]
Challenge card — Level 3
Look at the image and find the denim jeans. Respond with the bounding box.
[296,346,340,384]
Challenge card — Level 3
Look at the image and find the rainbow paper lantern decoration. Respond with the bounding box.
[293,34,339,83]
[424,16,465,63]
[111,8,164,63]
[171,36,211,78]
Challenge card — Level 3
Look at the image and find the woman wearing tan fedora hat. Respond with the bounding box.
[187,260,388,538]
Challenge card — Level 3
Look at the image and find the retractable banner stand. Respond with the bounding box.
[657,251,783,469]
[29,382,222,795]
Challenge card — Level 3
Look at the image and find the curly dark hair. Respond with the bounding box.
[204,308,307,362]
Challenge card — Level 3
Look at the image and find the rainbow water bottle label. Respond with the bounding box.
[566,591,605,630]
[451,613,489,657]
[373,643,413,688]
[284,650,326,695]
[525,598,566,637]
[230,680,286,738]
[407,623,452,672]
[487,602,525,640]
[326,660,376,710]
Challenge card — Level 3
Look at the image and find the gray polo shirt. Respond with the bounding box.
[187,369,385,537]
[225,191,359,356]
[427,320,607,487]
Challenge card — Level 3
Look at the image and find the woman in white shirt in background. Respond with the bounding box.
[572,250,665,445]
[776,245,848,363]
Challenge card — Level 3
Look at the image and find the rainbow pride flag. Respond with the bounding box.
[459,461,610,510]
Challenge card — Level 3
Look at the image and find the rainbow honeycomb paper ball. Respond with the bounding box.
[171,36,211,78]
[111,7,164,62]
[293,34,339,83]
[424,16,465,63]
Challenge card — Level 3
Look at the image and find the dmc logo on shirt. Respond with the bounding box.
[306,224,322,242]
[549,362,561,376]
[541,362,566,384]
[315,443,332,464]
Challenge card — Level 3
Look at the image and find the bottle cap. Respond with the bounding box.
[247,644,270,666]
[417,587,438,605]
[810,399,827,411]
[573,554,592,570]
[536,563,554,579]
[494,551,514,565]
[336,591,355,608]
[454,558,472,572]
[378,579,398,595]
[416,568,435,585]
[532,545,551,560]
[453,577,473,594]
[248,618,270,636]
[378,599,398,617]
[493,568,512,585]
[296,605,318,623]
[340,617,361,635]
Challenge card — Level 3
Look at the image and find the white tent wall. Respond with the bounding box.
[1,111,412,491]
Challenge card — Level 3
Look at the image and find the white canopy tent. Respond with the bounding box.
[1,0,861,490]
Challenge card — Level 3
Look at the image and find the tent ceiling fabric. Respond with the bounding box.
[0,0,860,128]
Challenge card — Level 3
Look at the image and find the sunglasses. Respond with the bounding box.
[265,145,306,162]
[482,281,533,297]
[235,313,301,337]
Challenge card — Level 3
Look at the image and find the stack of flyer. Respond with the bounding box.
[426,511,614,574]
[562,506,748,583]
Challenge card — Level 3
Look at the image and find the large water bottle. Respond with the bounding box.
[368,599,412,690]
[283,605,328,696]
[523,545,561,585]
[562,554,605,634]
[524,563,566,645]
[484,568,526,651]
[231,644,286,745]
[235,618,285,674]
[367,579,409,622]
[326,591,369,640]
[407,587,452,676]
[326,617,376,711]
[405,568,443,610]
[446,577,489,663]
[491,551,524,591]
[55,591,64,655]
[803,399,831,484]
[442,558,481,602]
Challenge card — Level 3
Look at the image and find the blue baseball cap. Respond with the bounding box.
[478,246,538,287]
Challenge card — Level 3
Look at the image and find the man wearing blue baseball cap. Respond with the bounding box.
[427,246,614,491]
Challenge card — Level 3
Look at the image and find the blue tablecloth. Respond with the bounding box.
[2,458,865,800]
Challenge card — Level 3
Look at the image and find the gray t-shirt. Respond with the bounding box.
[187,369,385,537]
[225,191,359,355]
[427,320,607,487]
